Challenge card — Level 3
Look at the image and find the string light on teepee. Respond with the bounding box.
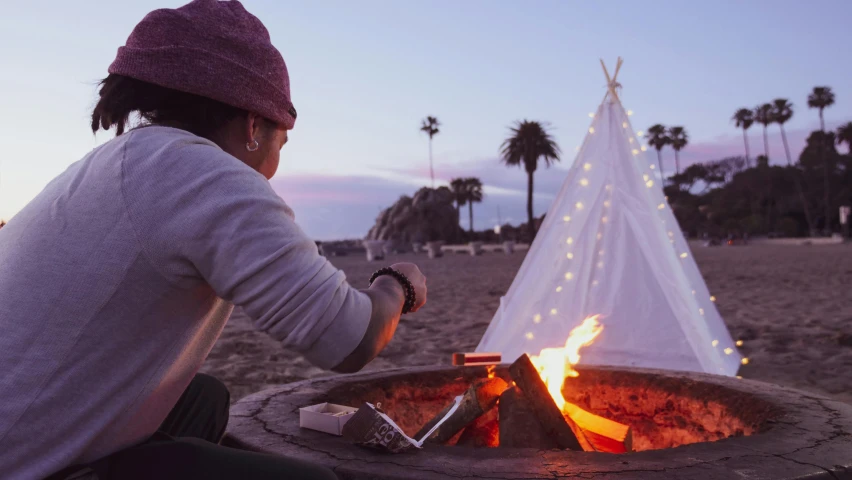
[641,145,648,151]
[712,340,719,347]
[579,178,589,187]
[565,272,574,280]
[627,110,634,116]
[632,149,639,155]
[575,202,584,210]
[710,295,717,302]
[699,308,705,315]
[658,203,665,210]
[566,252,574,259]
[741,357,749,365]
[555,286,563,293]
[589,127,595,134]
[628,137,634,144]
[601,216,608,224]
[583,163,592,171]
[550,308,558,315]
[526,332,535,340]
[736,340,744,347]
[604,200,611,208]
[680,252,688,259]
[589,112,595,118]
[563,215,571,222]
[592,280,599,286]
[622,122,628,128]
[566,237,574,245]
[646,180,654,187]
[533,314,542,324]
[724,347,733,355]
[637,130,644,136]
[596,232,602,240]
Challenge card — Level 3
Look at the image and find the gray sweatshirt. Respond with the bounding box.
[0,126,371,479]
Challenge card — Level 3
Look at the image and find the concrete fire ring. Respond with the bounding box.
[225,366,852,479]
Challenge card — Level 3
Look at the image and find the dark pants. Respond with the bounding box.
[50,374,337,480]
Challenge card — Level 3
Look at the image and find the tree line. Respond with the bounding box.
[419,86,849,241]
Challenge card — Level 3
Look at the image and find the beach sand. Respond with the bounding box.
[200,244,852,404]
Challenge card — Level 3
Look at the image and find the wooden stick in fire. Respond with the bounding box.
[414,376,508,445]
[508,354,594,451]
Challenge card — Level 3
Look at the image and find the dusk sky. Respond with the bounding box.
[2,1,851,239]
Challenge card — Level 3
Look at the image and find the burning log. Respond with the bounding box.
[452,352,502,366]
[498,386,557,449]
[508,354,593,451]
[456,406,499,447]
[563,402,633,453]
[414,377,508,444]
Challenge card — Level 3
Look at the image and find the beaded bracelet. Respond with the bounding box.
[368,267,416,314]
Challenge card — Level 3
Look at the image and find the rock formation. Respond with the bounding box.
[366,187,463,249]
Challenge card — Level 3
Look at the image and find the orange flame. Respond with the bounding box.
[486,365,496,379]
[529,315,603,411]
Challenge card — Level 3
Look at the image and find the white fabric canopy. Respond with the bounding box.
[477,61,742,376]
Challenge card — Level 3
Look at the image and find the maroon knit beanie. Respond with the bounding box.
[109,0,296,129]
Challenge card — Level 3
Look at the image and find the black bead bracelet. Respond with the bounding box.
[369,267,416,314]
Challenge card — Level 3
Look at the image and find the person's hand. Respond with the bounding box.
[390,262,427,313]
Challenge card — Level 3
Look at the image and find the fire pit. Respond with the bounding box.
[226,366,852,479]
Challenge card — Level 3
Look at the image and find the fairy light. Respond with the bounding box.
[565,272,574,280]
[643,174,649,181]
[691,289,696,294]
[550,308,558,315]
[736,376,743,379]
[526,332,535,340]
[592,280,599,286]
[583,163,592,171]
[736,340,743,346]
[711,340,719,347]
[601,216,608,224]
[646,180,654,187]
[724,348,733,355]
[533,314,542,324]
[699,308,705,315]
[629,137,634,144]
[710,295,717,302]
[596,232,602,240]
[604,200,611,208]
[637,130,644,136]
[597,261,604,269]
[579,178,589,187]
[575,202,584,210]
[649,164,655,170]
[627,110,634,116]
[605,184,613,191]
[589,127,595,134]
[588,112,595,118]
[598,249,604,256]
[566,252,574,259]
[669,232,674,237]
[622,122,628,128]
[563,215,571,222]
[566,237,574,245]
[632,149,639,155]
[741,357,750,365]
[680,252,688,259]
[555,286,563,293]
[641,145,648,151]
[575,146,580,152]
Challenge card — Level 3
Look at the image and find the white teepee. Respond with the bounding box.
[477,59,743,376]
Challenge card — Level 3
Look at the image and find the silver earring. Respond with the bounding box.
[246,139,260,152]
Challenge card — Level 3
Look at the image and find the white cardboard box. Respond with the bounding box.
[299,403,358,435]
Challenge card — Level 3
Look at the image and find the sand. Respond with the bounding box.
[200,244,852,405]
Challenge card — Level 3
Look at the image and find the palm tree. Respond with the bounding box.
[837,122,852,154]
[808,87,835,132]
[645,124,670,179]
[420,116,441,188]
[463,177,484,234]
[668,126,688,175]
[501,120,560,238]
[808,86,836,233]
[732,108,754,167]
[753,104,774,162]
[449,178,468,224]
[771,99,794,166]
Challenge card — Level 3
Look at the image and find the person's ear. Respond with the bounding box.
[247,112,264,143]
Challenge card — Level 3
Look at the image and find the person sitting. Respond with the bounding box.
[0,1,426,479]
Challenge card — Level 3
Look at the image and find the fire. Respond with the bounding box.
[486,365,496,379]
[529,315,603,411]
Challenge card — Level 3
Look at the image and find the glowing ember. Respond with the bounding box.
[529,315,603,411]
[487,365,496,379]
